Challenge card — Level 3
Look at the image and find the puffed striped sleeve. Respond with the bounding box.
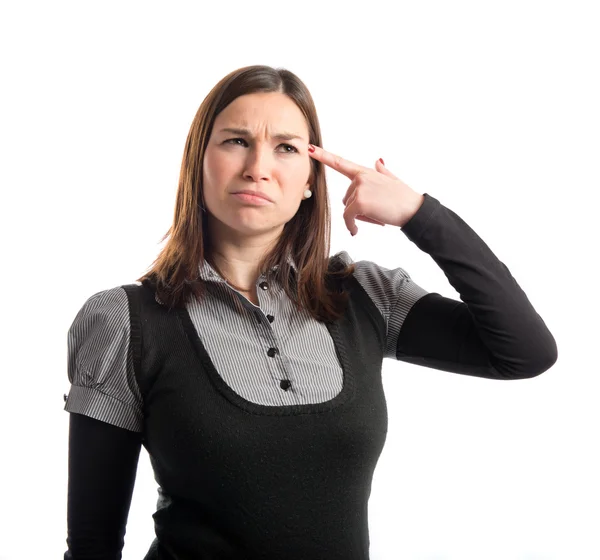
[63,286,144,432]
[337,251,430,359]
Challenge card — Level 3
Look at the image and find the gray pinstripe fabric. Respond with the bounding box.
[63,251,429,432]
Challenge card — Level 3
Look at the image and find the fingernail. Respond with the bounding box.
[308,144,315,153]
[379,158,385,165]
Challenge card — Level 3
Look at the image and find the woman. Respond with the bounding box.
[63,64,558,559]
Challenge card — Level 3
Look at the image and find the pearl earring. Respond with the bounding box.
[304,189,312,199]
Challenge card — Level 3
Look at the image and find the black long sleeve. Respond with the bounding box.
[397,193,558,379]
[64,412,143,560]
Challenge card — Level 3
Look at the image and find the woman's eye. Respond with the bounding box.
[224,138,245,146]
[225,138,298,153]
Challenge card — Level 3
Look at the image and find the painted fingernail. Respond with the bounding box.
[308,144,315,153]
[379,158,385,165]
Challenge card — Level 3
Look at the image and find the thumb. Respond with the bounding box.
[375,158,398,179]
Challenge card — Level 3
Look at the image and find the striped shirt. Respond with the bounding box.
[63,250,429,432]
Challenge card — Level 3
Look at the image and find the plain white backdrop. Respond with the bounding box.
[1,1,598,558]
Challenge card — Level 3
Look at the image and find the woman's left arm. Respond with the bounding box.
[308,144,558,380]
[395,192,558,380]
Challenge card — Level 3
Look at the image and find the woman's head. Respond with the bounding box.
[139,65,354,320]
[202,90,313,245]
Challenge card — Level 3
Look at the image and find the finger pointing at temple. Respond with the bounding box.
[307,144,368,180]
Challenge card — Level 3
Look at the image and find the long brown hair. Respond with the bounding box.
[137,64,356,323]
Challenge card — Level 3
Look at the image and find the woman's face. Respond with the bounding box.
[202,92,312,240]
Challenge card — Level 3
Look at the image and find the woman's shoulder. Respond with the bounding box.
[336,250,413,284]
[333,250,429,319]
[73,282,144,317]
[65,284,144,432]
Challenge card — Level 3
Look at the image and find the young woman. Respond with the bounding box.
[63,64,557,560]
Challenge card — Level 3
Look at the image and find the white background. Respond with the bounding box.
[1,1,598,559]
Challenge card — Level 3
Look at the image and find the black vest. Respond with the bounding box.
[123,259,389,560]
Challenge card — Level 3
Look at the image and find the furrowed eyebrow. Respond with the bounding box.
[219,127,304,142]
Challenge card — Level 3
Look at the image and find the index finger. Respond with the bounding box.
[308,144,366,180]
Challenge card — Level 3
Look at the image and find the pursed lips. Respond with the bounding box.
[232,190,273,202]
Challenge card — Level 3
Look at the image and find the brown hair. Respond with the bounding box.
[136,64,356,323]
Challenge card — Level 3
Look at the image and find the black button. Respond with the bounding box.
[63,394,68,402]
[267,347,278,357]
[259,281,269,290]
[267,314,274,323]
[280,379,291,391]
